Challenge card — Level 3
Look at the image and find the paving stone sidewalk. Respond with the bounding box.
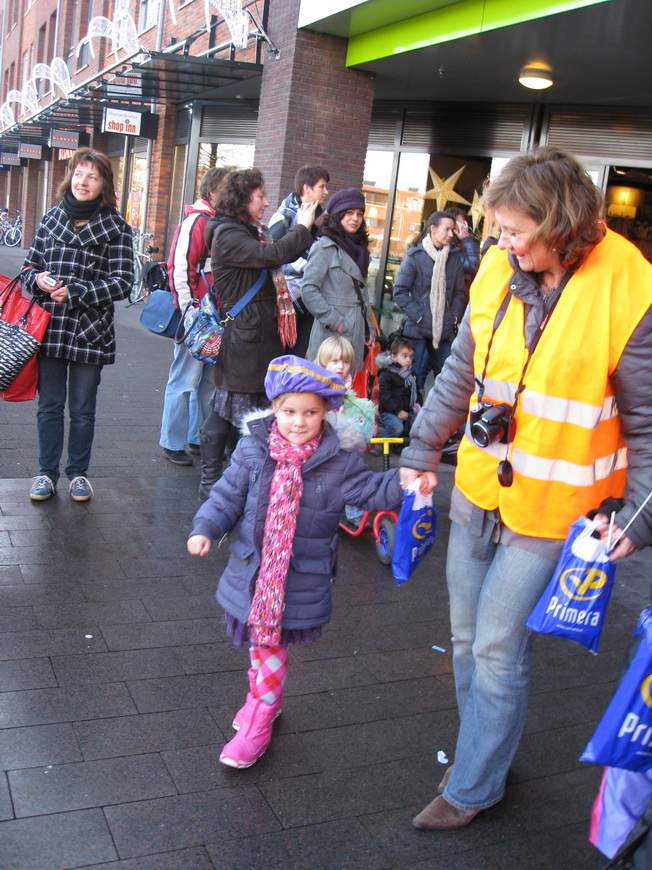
[0,247,648,869]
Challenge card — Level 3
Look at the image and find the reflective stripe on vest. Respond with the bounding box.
[455,230,652,539]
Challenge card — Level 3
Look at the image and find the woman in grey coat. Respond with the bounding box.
[302,188,374,371]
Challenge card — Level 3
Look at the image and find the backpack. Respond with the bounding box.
[141,260,169,294]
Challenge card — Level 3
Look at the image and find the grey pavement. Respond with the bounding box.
[0,245,648,869]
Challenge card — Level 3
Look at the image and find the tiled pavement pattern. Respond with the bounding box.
[1,246,649,869]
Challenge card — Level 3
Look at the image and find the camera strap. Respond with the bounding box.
[474,271,572,487]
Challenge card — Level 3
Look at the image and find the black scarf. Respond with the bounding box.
[321,226,370,278]
[62,190,102,221]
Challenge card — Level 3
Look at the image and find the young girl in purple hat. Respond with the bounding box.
[188,354,431,769]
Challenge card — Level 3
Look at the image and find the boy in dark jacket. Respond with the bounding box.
[377,337,422,439]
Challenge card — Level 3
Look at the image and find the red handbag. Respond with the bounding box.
[0,271,51,402]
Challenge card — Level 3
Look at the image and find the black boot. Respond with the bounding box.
[198,432,228,501]
[197,412,239,501]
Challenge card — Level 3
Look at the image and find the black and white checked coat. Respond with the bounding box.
[22,203,133,365]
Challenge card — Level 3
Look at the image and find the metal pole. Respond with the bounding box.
[138,0,167,241]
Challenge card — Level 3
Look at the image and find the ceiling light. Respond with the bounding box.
[519,64,553,90]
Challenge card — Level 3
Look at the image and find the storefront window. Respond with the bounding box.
[125,154,148,230]
[195,141,255,199]
[605,165,652,263]
[167,144,188,235]
[108,155,124,211]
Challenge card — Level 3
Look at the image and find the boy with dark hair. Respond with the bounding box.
[268,165,330,356]
[377,337,422,439]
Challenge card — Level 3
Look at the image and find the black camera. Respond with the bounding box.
[469,401,515,448]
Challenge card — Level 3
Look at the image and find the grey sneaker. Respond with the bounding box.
[29,475,56,501]
[69,476,93,502]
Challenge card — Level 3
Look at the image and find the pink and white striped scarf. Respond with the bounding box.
[248,420,321,646]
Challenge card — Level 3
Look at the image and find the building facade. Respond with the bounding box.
[2,0,651,330]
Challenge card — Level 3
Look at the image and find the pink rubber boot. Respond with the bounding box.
[220,696,279,768]
[232,668,258,731]
[233,663,284,730]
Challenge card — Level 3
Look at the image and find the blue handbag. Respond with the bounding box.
[139,289,184,339]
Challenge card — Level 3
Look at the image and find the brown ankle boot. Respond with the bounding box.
[413,795,480,830]
[437,764,453,793]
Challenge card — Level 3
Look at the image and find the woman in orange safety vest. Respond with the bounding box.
[400,147,652,832]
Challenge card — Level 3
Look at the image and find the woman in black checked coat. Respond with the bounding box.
[22,148,133,503]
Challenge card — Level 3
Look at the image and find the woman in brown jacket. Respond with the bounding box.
[198,168,317,499]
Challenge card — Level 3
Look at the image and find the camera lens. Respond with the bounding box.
[470,403,511,448]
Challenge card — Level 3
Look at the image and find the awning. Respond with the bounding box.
[0,48,263,148]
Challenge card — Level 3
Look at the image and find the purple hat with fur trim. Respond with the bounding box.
[265,355,346,409]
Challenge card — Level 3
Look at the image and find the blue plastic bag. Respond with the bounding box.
[525,516,616,654]
[391,481,437,585]
[581,607,652,772]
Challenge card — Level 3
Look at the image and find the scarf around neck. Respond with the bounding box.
[393,364,417,407]
[248,420,321,646]
[62,190,102,221]
[421,234,450,349]
[320,226,370,278]
[256,221,297,348]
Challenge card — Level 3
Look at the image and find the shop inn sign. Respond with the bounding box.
[101,107,158,138]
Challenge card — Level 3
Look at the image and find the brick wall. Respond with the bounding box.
[254,0,376,210]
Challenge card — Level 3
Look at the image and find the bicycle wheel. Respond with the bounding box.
[5,227,21,247]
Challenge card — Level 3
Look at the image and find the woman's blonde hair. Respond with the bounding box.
[314,335,355,368]
[485,146,605,269]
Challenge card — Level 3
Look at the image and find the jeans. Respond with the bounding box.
[378,411,416,439]
[412,338,452,390]
[36,356,103,483]
[378,411,405,438]
[159,342,214,450]
[443,520,557,811]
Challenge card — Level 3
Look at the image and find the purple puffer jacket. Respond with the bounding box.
[190,412,403,630]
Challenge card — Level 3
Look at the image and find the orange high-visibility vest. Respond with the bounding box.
[455,229,652,539]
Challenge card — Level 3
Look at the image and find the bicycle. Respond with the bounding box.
[4,210,22,247]
[0,211,10,245]
[128,233,165,305]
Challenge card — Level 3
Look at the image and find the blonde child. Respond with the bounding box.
[316,336,375,526]
[188,355,429,769]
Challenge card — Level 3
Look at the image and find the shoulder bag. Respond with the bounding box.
[0,271,51,402]
[183,269,267,364]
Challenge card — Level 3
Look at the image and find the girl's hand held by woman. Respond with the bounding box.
[188,535,212,556]
[399,468,437,495]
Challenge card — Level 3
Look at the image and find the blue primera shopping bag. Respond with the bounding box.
[581,607,652,772]
[391,481,437,585]
[526,517,616,654]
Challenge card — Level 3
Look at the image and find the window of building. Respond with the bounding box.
[137,0,157,34]
[606,165,652,263]
[194,141,255,198]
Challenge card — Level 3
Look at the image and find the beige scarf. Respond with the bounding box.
[422,234,450,349]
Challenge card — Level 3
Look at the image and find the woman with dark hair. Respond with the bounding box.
[302,188,374,371]
[22,147,133,502]
[392,211,467,390]
[399,147,652,831]
[197,168,317,500]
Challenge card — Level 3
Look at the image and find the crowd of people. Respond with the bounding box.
[20,146,652,854]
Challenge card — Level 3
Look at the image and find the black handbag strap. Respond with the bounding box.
[0,273,24,313]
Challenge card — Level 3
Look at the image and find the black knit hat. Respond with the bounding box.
[326,187,366,217]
